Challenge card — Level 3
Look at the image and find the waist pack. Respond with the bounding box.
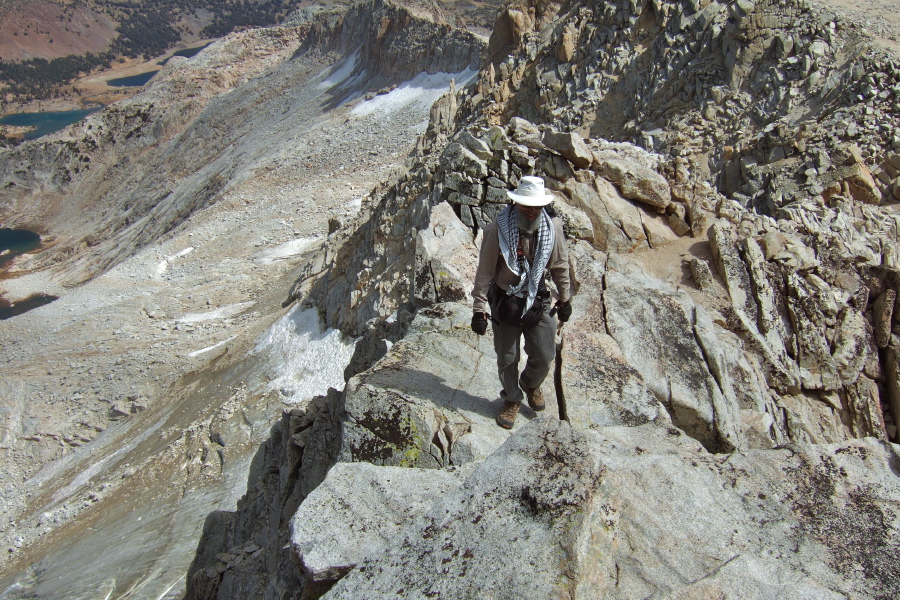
[489,280,547,328]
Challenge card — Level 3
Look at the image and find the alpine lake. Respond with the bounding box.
[0,228,57,319]
[1,43,213,141]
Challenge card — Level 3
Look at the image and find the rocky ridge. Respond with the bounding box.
[185,301,900,598]
[191,0,900,596]
[473,0,900,215]
[2,0,900,598]
[292,0,900,449]
[0,1,487,597]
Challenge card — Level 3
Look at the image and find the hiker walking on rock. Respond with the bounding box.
[471,176,572,429]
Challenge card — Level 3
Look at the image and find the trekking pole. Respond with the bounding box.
[553,320,569,423]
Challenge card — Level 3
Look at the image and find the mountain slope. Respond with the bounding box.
[0,2,484,597]
[1,0,900,597]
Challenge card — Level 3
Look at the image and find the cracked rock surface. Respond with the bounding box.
[324,419,900,599]
[3,0,900,597]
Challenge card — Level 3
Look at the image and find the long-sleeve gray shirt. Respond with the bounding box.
[472,215,571,314]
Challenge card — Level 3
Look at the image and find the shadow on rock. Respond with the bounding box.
[184,388,345,600]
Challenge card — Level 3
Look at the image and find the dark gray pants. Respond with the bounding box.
[491,306,557,403]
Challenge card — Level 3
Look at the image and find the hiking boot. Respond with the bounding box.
[496,398,520,429]
[519,375,545,412]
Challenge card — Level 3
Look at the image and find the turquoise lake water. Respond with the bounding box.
[0,108,99,140]
[0,229,55,318]
[0,228,40,253]
[108,70,159,87]
[0,228,40,268]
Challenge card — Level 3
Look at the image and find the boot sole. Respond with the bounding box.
[496,416,514,429]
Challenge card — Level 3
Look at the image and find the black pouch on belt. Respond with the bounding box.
[489,280,546,328]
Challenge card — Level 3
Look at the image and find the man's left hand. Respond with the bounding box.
[557,301,572,323]
[471,312,488,335]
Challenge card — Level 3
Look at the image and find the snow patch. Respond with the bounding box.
[252,305,357,401]
[343,197,363,214]
[153,247,195,278]
[168,247,194,260]
[189,335,237,358]
[177,302,255,324]
[351,68,477,118]
[317,51,361,90]
[254,236,322,264]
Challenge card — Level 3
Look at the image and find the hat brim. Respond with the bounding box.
[507,190,554,206]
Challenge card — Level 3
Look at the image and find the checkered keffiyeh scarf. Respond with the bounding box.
[496,204,554,312]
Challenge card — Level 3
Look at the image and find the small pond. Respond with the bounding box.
[0,228,40,257]
[169,43,212,60]
[0,229,57,318]
[1,227,41,269]
[0,294,58,320]
[0,108,100,140]
[107,70,160,87]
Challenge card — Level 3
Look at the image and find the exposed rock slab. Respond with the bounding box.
[563,178,648,253]
[594,154,672,212]
[414,201,479,307]
[561,241,670,429]
[541,129,593,169]
[603,256,743,451]
[290,462,471,581]
[336,302,513,468]
[322,419,900,600]
[337,279,678,470]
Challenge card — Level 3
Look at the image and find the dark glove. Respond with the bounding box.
[471,312,488,335]
[557,301,572,323]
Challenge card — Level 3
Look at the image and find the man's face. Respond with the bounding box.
[518,205,542,221]
[516,204,542,233]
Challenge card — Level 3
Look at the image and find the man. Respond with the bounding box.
[471,176,572,429]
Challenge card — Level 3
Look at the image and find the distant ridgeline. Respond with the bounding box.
[0,0,304,104]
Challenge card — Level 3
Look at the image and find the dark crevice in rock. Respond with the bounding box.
[691,305,725,400]
[185,388,346,600]
[738,238,768,337]
[600,271,611,337]
[640,220,654,249]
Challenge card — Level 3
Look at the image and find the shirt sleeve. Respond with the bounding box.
[472,223,500,313]
[548,218,571,304]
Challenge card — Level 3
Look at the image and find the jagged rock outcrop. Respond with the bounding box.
[475,0,900,215]
[320,419,900,599]
[709,194,900,442]
[7,0,900,596]
[290,0,482,83]
[186,387,349,600]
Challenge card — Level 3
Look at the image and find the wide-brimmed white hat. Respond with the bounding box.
[506,176,555,206]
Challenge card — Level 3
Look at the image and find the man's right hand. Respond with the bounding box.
[471,312,488,335]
